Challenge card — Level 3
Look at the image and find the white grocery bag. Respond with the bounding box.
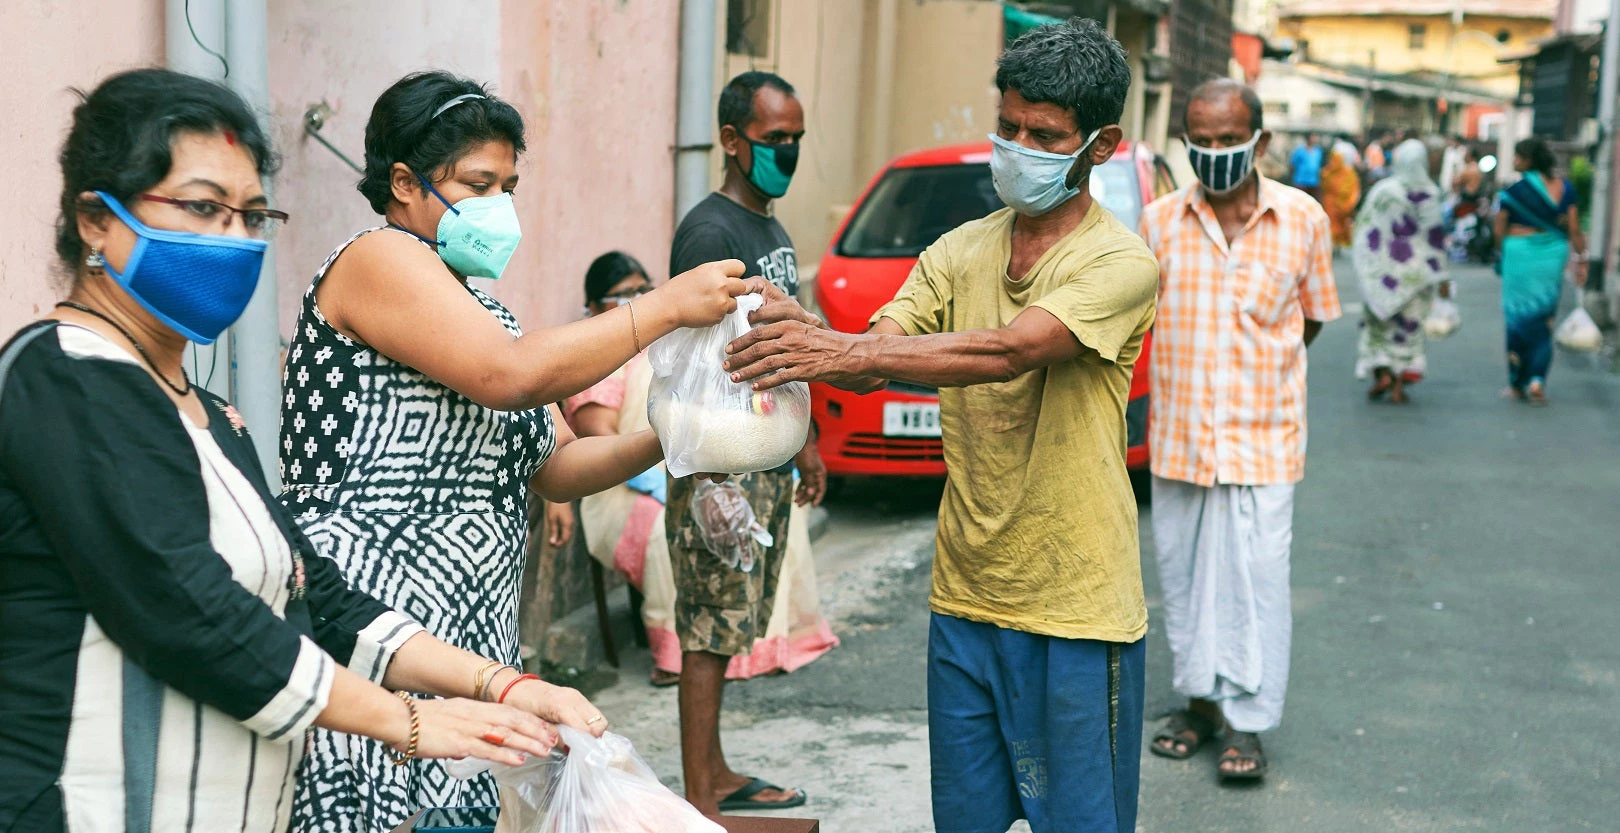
[492,727,724,833]
[1555,305,1603,352]
[1424,298,1461,339]
[647,293,811,477]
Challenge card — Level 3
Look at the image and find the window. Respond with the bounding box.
[727,0,773,58]
[1409,24,1426,50]
[1310,100,1338,118]
[1264,100,1291,117]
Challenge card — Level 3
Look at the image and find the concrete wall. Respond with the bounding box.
[1279,14,1554,97]
[0,0,167,337]
[1256,63,1369,135]
[711,0,1002,275]
[269,0,678,334]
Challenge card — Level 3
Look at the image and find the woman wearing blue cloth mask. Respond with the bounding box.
[0,68,605,833]
[280,72,751,833]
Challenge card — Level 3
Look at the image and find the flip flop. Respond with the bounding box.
[718,777,808,812]
[1150,709,1217,760]
[1217,732,1268,783]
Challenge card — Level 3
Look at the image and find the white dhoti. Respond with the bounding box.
[1151,477,1296,733]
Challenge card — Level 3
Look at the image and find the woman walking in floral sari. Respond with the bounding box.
[1353,139,1448,403]
[1493,137,1587,405]
[563,252,838,687]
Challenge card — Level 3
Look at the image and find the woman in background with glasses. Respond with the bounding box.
[0,68,604,833]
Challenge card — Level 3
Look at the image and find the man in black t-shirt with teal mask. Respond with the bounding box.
[666,71,825,816]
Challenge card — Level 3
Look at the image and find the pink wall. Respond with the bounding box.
[497,1,681,329]
[0,1,678,342]
[0,1,166,337]
[268,0,678,338]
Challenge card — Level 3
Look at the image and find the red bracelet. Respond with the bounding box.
[497,673,541,704]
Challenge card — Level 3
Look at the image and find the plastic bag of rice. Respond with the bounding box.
[647,293,811,477]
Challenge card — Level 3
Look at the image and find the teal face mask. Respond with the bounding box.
[417,175,523,279]
[744,141,800,199]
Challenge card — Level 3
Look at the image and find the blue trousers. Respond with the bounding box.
[1506,310,1555,390]
[928,613,1145,833]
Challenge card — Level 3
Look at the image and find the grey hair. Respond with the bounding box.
[1183,78,1264,134]
[995,17,1131,134]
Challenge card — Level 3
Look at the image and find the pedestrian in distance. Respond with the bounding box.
[279,70,750,833]
[1320,144,1361,251]
[1138,78,1342,782]
[1353,138,1450,404]
[723,17,1158,832]
[664,70,825,816]
[1289,132,1325,201]
[0,67,598,833]
[1493,136,1588,406]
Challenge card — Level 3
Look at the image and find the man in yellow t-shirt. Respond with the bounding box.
[723,18,1156,833]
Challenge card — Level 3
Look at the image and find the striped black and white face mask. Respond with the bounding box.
[1186,132,1262,195]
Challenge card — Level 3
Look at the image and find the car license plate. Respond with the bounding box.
[883,402,941,437]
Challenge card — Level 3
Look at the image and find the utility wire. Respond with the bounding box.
[185,0,231,78]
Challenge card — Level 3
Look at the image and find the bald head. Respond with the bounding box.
[1184,79,1263,136]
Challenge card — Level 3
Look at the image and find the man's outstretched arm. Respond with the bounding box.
[725,306,1082,391]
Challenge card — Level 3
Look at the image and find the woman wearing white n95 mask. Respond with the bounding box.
[279,71,749,833]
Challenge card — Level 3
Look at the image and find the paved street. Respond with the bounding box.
[591,261,1620,832]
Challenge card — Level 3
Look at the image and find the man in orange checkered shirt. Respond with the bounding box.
[1137,79,1341,783]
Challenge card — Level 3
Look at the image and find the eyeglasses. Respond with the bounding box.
[136,194,290,240]
[600,286,653,306]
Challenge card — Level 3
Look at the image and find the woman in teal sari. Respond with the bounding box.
[1494,137,1588,405]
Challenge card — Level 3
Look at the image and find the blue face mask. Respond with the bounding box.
[988,130,1103,217]
[415,176,523,279]
[92,191,267,345]
[744,141,799,199]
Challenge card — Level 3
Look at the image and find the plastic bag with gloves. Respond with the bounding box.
[688,480,773,572]
[647,293,811,477]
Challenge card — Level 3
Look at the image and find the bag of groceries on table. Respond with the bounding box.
[492,727,722,833]
[648,293,811,477]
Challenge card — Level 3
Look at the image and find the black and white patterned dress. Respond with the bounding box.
[279,228,555,833]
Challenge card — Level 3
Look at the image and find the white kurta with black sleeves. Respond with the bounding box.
[0,322,423,833]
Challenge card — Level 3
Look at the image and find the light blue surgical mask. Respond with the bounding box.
[415,176,523,279]
[92,191,267,344]
[988,129,1102,217]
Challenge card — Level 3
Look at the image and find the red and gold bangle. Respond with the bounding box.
[497,673,542,704]
[389,691,420,766]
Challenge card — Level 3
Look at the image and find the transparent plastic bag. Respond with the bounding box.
[647,294,811,477]
[492,727,723,833]
[1555,304,1603,352]
[689,480,774,572]
[1424,297,1461,339]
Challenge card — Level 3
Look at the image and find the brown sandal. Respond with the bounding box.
[1217,731,1268,782]
[1151,709,1217,760]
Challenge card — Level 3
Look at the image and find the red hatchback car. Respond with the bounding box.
[809,139,1176,483]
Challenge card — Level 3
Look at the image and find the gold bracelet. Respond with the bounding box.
[471,660,502,702]
[389,691,420,766]
[627,298,643,354]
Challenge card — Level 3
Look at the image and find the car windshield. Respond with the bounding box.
[838,156,1144,258]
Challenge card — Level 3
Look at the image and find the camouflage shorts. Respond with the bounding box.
[666,470,794,657]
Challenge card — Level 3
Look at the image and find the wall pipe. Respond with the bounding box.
[166,0,232,401]
[675,0,719,227]
[224,0,283,487]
